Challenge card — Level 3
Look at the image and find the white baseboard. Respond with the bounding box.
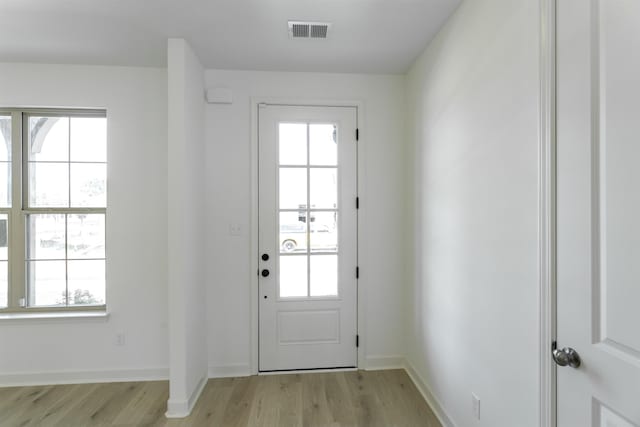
[403,359,456,427]
[365,355,405,370]
[165,374,207,418]
[0,367,169,387]
[208,363,251,378]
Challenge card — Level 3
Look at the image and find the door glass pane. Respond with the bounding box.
[0,115,11,208]
[70,117,107,162]
[310,124,337,166]
[27,214,66,260]
[310,255,338,296]
[29,116,69,162]
[28,260,66,306]
[310,168,337,209]
[310,212,338,253]
[279,256,308,298]
[280,212,307,253]
[279,123,307,165]
[279,168,307,209]
[68,260,105,305]
[29,162,69,207]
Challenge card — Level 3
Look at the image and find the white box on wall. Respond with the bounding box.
[206,87,233,104]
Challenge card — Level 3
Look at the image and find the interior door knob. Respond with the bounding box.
[552,346,581,368]
[261,269,270,277]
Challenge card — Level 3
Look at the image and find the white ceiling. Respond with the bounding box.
[0,0,461,74]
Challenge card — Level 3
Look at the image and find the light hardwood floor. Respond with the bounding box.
[0,369,442,427]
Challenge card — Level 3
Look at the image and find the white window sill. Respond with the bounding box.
[0,311,109,322]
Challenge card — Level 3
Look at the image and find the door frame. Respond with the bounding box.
[540,0,557,426]
[249,98,364,375]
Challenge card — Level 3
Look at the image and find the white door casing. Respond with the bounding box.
[258,105,358,372]
[557,0,640,425]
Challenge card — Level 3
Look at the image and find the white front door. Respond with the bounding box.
[557,0,640,425]
[258,104,358,372]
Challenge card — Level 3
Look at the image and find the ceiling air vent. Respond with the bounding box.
[288,21,331,39]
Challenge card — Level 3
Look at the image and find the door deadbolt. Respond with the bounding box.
[261,269,270,277]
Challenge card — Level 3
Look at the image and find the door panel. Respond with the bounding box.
[598,0,640,360]
[258,105,357,371]
[557,0,640,425]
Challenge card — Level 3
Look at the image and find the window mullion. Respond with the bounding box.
[9,111,25,308]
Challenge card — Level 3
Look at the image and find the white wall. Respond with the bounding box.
[204,70,407,374]
[0,6,544,422]
[405,0,540,426]
[0,63,169,383]
[0,61,407,392]
[166,39,208,416]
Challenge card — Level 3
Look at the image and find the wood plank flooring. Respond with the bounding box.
[0,369,441,427]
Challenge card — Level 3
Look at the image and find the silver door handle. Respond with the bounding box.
[552,346,581,368]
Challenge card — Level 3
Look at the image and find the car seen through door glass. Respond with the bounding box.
[279,210,337,253]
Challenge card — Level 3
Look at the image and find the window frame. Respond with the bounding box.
[0,108,107,314]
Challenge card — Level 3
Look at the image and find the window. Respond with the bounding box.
[0,109,107,312]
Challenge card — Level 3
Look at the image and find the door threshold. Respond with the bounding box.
[258,366,357,376]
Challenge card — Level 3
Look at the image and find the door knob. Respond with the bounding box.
[552,346,581,368]
[261,269,270,277]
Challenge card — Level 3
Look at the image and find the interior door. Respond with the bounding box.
[557,0,640,425]
[258,104,358,372]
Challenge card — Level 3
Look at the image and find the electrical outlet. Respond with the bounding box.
[472,393,481,420]
[116,333,125,346]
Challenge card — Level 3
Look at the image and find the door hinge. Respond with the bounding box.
[356,266,360,279]
[552,340,557,351]
[356,197,360,209]
[356,128,359,141]
[356,334,360,347]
